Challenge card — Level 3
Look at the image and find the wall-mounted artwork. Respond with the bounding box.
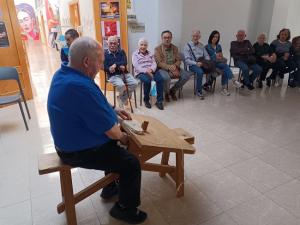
[101,20,120,37]
[100,1,120,19]
[0,21,9,47]
[15,3,40,40]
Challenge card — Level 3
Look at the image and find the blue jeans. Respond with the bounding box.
[137,71,164,103]
[235,61,262,85]
[216,63,233,86]
[189,65,204,93]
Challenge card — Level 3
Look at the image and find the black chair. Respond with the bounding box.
[103,72,137,108]
[228,55,242,82]
[0,67,31,130]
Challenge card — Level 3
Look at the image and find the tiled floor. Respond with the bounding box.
[0,41,300,225]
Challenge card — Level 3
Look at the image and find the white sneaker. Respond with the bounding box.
[233,80,242,88]
[196,91,205,100]
[220,88,230,96]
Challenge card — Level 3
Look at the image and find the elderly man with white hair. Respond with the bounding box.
[47,37,147,224]
[230,30,262,90]
[132,37,164,110]
[184,30,211,99]
[104,35,138,108]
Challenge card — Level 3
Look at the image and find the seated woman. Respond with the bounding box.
[269,28,297,87]
[132,38,164,110]
[291,36,300,87]
[253,33,276,88]
[205,30,241,96]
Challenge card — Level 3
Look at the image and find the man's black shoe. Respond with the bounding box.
[155,102,164,110]
[144,101,151,108]
[266,77,271,87]
[110,202,147,224]
[100,182,118,199]
[257,80,263,88]
[170,90,177,101]
[247,84,254,90]
[164,93,170,102]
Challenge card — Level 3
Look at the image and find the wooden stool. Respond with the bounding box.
[38,152,118,225]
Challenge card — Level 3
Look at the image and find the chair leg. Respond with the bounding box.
[134,90,137,108]
[238,69,242,82]
[140,82,143,106]
[19,90,31,119]
[194,74,196,95]
[18,101,29,131]
[113,86,116,107]
[23,99,31,119]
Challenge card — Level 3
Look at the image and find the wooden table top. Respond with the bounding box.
[126,115,195,154]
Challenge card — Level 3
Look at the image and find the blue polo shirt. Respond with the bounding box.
[47,63,118,152]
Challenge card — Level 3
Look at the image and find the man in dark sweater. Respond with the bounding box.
[60,29,79,62]
[104,36,138,108]
[253,33,276,88]
[230,30,262,90]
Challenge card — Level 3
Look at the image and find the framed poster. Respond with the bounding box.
[100,1,120,19]
[0,21,9,47]
[101,20,120,37]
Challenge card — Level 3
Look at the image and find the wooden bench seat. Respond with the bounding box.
[38,152,118,225]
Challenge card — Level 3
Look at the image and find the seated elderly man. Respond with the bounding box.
[47,37,147,224]
[60,29,79,63]
[104,36,138,108]
[132,37,164,110]
[230,30,262,90]
[154,30,191,102]
[184,30,211,99]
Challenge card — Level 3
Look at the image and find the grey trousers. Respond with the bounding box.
[108,74,138,103]
[159,69,191,93]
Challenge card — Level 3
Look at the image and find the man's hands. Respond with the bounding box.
[196,62,203,67]
[283,52,290,61]
[115,107,132,120]
[119,65,126,72]
[146,68,153,78]
[119,132,129,145]
[109,64,117,73]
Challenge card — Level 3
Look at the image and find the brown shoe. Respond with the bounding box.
[165,93,170,102]
[170,90,177,101]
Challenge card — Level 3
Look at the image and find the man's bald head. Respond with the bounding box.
[69,37,103,79]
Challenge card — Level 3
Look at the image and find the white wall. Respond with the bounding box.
[181,0,256,57]
[157,0,183,47]
[286,0,300,38]
[128,0,159,59]
[268,0,291,42]
[249,0,274,41]
[59,0,71,33]
[78,0,96,38]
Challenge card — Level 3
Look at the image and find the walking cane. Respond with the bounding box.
[121,71,134,113]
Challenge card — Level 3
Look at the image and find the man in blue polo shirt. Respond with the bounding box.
[47,37,147,224]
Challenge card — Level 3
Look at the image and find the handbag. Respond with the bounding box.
[150,80,157,96]
[187,43,216,74]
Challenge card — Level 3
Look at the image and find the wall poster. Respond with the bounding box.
[0,21,9,47]
[15,2,40,41]
[100,1,120,19]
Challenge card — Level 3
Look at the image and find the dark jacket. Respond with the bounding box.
[104,49,128,77]
[230,40,255,62]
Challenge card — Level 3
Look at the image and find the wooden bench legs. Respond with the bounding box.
[57,169,118,225]
[60,169,77,225]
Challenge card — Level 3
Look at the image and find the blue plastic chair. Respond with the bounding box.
[0,67,31,130]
